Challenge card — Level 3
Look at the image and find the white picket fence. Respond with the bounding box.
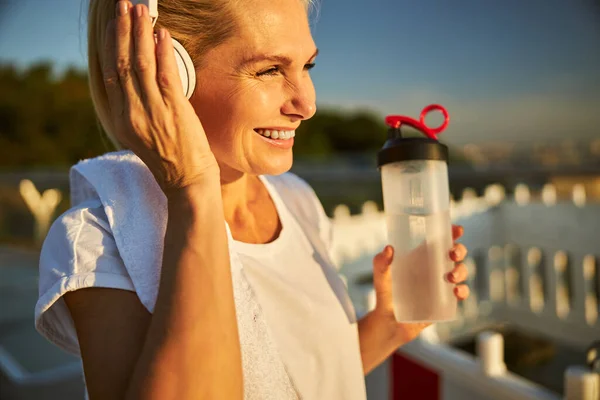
[331,182,600,400]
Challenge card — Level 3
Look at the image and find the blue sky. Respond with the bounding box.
[1,0,599,145]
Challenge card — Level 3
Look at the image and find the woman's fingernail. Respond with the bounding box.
[448,272,456,282]
[158,29,166,41]
[119,1,129,15]
[136,4,144,18]
[117,1,128,16]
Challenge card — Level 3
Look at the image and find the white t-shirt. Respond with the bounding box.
[34,153,366,400]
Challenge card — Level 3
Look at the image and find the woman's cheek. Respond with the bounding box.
[250,82,287,110]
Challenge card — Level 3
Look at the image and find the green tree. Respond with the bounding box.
[0,62,468,168]
[0,62,111,169]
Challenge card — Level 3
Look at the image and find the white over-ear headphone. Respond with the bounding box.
[131,0,196,99]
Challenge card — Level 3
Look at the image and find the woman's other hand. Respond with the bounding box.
[371,224,470,345]
[104,2,219,194]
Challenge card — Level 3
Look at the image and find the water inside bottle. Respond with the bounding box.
[386,209,456,322]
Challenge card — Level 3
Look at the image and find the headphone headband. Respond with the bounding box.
[130,0,158,26]
[127,0,196,99]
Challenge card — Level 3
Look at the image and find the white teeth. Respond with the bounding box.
[256,129,295,140]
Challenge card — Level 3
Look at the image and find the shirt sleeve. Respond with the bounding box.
[34,198,136,356]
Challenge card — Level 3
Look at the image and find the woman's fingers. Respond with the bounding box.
[372,245,394,309]
[102,19,124,122]
[373,245,393,274]
[155,28,186,103]
[447,263,468,284]
[450,243,468,262]
[132,3,163,105]
[454,284,470,300]
[115,1,142,109]
[452,225,464,241]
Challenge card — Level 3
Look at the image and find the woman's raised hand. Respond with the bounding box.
[370,225,470,344]
[103,1,218,195]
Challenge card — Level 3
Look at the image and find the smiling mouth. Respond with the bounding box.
[254,128,296,140]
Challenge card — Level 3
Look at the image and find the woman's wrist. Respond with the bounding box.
[166,171,223,217]
[370,308,404,345]
[165,167,221,199]
[358,309,403,375]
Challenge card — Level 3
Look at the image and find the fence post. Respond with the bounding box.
[563,366,599,400]
[572,184,586,208]
[514,183,530,205]
[477,331,507,376]
[19,179,62,245]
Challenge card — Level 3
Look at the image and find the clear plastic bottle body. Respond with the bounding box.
[381,159,456,322]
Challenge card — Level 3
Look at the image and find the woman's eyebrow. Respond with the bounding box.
[239,48,319,67]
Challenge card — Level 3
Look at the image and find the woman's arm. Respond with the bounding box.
[126,178,242,399]
[66,2,243,397]
[66,176,243,400]
[357,226,470,375]
[358,309,407,375]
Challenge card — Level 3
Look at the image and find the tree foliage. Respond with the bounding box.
[0,63,111,168]
[0,63,464,168]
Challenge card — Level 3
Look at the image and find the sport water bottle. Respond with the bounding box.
[377,104,456,322]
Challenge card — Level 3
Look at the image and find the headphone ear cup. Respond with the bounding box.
[170,38,196,99]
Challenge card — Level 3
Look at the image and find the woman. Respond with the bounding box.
[34,0,470,399]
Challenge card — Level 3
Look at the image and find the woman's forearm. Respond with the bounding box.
[358,311,403,375]
[126,175,243,400]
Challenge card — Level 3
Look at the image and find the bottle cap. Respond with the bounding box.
[377,104,450,167]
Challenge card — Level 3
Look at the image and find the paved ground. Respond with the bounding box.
[0,246,85,400]
[0,246,41,334]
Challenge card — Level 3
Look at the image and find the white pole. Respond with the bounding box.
[564,366,599,400]
[477,331,507,376]
[19,179,62,245]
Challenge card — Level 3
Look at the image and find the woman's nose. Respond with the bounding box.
[281,78,317,120]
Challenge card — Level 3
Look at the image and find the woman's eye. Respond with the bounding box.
[256,63,316,77]
[257,67,280,77]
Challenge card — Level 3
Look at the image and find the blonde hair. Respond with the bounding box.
[87,0,316,149]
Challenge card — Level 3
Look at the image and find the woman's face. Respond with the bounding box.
[189,0,317,180]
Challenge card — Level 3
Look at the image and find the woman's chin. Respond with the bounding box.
[253,154,294,176]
